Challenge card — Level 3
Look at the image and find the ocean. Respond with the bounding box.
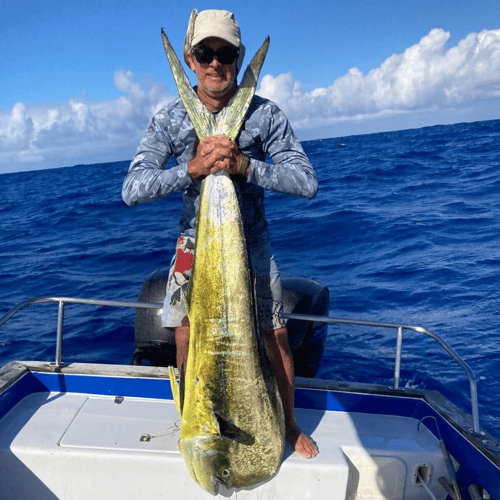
[1,118,499,440]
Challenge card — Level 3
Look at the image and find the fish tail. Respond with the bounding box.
[161,27,269,140]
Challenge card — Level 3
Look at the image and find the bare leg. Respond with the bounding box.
[175,316,190,371]
[264,327,319,459]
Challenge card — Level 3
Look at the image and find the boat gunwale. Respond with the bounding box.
[1,361,496,439]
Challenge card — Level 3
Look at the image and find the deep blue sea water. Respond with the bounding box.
[1,119,499,439]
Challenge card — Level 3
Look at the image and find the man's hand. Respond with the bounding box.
[188,135,243,179]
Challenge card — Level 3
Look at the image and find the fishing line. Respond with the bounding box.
[417,470,438,500]
[139,420,180,442]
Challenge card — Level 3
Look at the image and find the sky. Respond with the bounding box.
[1,0,500,173]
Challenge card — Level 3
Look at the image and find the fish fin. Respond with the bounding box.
[168,366,182,415]
[215,36,270,140]
[161,28,215,139]
[214,411,255,445]
[179,361,185,415]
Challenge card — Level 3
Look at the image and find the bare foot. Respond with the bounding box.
[286,425,319,459]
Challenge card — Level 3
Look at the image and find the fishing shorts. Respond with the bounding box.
[161,235,285,332]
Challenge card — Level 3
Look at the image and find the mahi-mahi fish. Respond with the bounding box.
[161,22,285,496]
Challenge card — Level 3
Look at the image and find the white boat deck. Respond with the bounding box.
[0,389,449,500]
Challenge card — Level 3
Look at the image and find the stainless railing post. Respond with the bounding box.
[394,327,403,390]
[469,377,481,435]
[54,300,65,366]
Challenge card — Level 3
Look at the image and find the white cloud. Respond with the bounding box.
[258,28,500,130]
[1,28,500,173]
[0,70,174,173]
[1,103,34,152]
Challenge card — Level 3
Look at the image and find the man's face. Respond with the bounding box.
[186,37,238,98]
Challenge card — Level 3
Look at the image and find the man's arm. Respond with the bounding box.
[244,101,318,199]
[121,111,193,207]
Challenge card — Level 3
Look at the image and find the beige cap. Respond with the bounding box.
[192,10,241,47]
[184,9,246,72]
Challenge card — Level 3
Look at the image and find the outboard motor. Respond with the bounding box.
[132,269,329,377]
[281,276,329,378]
[132,268,176,367]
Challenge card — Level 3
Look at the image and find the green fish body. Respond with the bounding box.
[172,170,285,495]
[162,27,285,495]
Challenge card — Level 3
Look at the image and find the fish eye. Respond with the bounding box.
[222,469,230,477]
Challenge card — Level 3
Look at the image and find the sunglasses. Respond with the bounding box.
[192,45,239,65]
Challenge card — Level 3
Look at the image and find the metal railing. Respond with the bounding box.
[286,312,480,435]
[0,296,480,434]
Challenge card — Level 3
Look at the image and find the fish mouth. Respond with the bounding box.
[211,474,227,493]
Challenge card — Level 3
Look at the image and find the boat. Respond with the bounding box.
[1,272,499,499]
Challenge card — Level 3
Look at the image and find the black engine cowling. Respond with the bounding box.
[132,269,329,378]
[281,276,329,378]
[132,267,176,367]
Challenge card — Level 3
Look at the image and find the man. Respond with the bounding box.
[122,9,318,459]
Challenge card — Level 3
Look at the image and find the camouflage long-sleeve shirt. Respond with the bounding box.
[122,94,317,248]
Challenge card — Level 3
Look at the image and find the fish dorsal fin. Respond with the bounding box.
[168,363,187,416]
[179,361,185,415]
[161,28,269,140]
[168,366,182,414]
